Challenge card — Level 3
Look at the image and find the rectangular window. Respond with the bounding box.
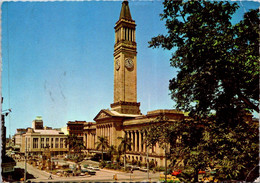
[28,138,30,149]
[41,138,44,148]
[46,138,49,148]
[33,138,38,149]
[55,138,59,148]
[60,138,63,148]
[51,138,54,148]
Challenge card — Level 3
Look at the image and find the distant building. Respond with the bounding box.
[1,98,16,181]
[20,118,68,156]
[13,128,27,147]
[83,122,96,150]
[20,128,68,156]
[32,116,44,130]
[60,126,69,135]
[67,121,87,141]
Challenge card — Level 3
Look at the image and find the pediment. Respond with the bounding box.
[94,110,112,121]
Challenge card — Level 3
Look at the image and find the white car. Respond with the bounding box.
[92,166,100,171]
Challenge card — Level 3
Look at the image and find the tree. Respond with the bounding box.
[65,134,84,158]
[148,0,259,181]
[107,145,117,162]
[149,0,259,119]
[145,117,208,182]
[95,136,109,162]
[118,134,132,170]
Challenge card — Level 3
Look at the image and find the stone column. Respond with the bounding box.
[100,126,102,137]
[92,133,94,149]
[109,125,112,145]
[131,131,134,151]
[111,125,113,145]
[136,131,139,152]
[85,134,88,149]
[138,131,142,152]
[121,27,123,40]
[128,131,132,151]
[106,125,108,138]
[134,131,138,152]
[141,132,144,152]
[90,133,92,149]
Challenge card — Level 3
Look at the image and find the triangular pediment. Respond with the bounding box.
[94,110,112,121]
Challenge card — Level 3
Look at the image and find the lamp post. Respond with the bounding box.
[164,144,167,183]
[146,144,149,181]
[24,138,27,183]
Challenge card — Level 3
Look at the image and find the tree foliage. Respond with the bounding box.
[145,117,208,182]
[95,136,109,162]
[148,0,259,181]
[149,0,259,120]
[118,134,132,170]
[65,134,85,157]
[107,145,118,162]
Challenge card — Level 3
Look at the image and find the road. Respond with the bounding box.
[16,161,161,182]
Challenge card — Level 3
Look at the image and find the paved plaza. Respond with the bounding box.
[16,161,162,182]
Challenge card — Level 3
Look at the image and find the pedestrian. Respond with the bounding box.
[48,173,53,179]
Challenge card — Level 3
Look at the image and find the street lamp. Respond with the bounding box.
[146,144,149,181]
[164,144,167,183]
[24,138,27,183]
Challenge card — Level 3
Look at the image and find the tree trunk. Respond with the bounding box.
[124,153,126,171]
[193,168,199,183]
[102,148,104,162]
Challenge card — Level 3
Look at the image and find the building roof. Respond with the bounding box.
[109,110,141,117]
[34,129,64,135]
[94,109,142,121]
[119,0,132,21]
[67,121,87,125]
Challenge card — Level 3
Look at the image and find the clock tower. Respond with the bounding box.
[111,0,141,115]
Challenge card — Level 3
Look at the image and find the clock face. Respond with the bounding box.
[115,59,120,70]
[125,58,134,69]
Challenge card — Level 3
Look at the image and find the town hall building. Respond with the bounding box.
[83,0,187,167]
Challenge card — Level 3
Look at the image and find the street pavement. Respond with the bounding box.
[16,161,161,182]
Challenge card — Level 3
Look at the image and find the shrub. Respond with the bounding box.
[100,161,106,168]
[137,160,141,167]
[132,159,137,165]
[149,160,155,169]
[156,166,165,172]
[105,163,112,169]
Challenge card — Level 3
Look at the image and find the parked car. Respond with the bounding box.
[88,166,94,170]
[139,167,148,172]
[132,166,140,170]
[81,168,96,175]
[92,166,100,171]
[87,169,96,175]
[172,169,182,176]
[80,173,85,176]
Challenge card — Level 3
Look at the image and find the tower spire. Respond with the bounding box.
[119,0,132,21]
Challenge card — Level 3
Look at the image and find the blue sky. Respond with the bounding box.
[1,0,259,136]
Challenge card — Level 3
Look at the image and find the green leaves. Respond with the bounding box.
[149,0,259,117]
[96,136,109,161]
[148,1,259,181]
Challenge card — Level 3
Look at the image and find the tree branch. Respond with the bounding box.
[237,90,259,113]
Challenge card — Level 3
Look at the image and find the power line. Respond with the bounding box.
[6,2,11,137]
